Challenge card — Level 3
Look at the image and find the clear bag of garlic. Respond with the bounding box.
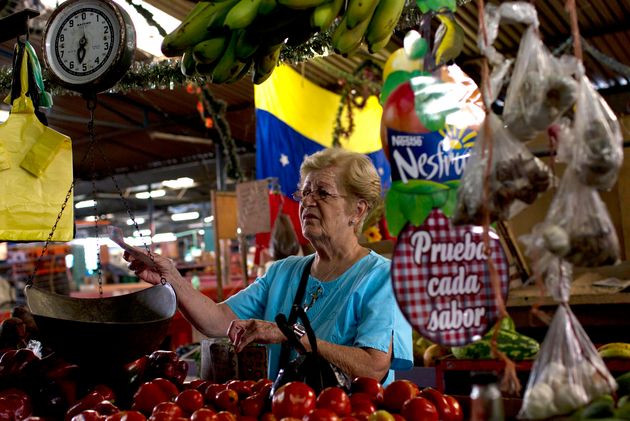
[518,304,616,419]
[571,67,624,192]
[502,26,578,142]
[537,167,619,267]
[452,113,552,226]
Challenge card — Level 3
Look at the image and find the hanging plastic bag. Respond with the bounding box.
[502,27,578,142]
[0,43,74,241]
[518,304,616,419]
[535,167,619,267]
[270,212,300,260]
[570,70,623,191]
[453,113,551,225]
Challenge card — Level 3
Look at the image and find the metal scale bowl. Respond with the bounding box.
[25,282,177,368]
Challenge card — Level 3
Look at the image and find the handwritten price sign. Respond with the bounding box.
[392,209,509,346]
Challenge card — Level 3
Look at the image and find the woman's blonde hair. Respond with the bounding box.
[300,148,382,233]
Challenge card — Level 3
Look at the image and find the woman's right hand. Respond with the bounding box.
[123,248,180,285]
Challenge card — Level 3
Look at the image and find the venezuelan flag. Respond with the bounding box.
[254,65,390,253]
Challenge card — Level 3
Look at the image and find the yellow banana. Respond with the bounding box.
[599,346,630,359]
[311,0,344,31]
[224,0,262,30]
[365,0,405,48]
[252,43,283,84]
[180,48,197,77]
[162,1,236,57]
[192,36,228,63]
[211,32,248,84]
[259,0,277,15]
[277,0,328,10]
[234,29,260,60]
[598,342,630,352]
[331,3,377,56]
[345,0,379,29]
[366,34,391,54]
[432,12,464,66]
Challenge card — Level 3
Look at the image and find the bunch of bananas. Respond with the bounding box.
[161,0,406,85]
[597,342,630,359]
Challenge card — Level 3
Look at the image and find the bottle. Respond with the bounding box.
[470,372,505,421]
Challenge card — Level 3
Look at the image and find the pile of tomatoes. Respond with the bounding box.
[62,376,462,421]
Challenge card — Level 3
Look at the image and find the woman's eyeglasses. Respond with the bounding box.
[292,188,345,203]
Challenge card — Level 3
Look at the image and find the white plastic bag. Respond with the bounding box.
[518,304,616,419]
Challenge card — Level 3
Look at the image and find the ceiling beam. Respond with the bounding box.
[149,131,214,145]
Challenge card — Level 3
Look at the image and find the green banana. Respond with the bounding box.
[234,29,260,60]
[345,0,379,29]
[224,0,262,30]
[161,1,236,57]
[365,0,405,47]
[206,0,241,30]
[284,13,318,47]
[192,36,228,63]
[211,32,248,84]
[331,2,377,56]
[432,12,464,65]
[252,43,283,85]
[196,60,219,76]
[180,48,197,77]
[310,0,344,31]
[259,0,277,15]
[226,59,254,83]
[366,34,390,54]
[277,0,328,10]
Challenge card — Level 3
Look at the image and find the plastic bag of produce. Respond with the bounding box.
[453,113,551,226]
[534,167,619,267]
[518,304,616,419]
[570,67,623,191]
[502,26,577,142]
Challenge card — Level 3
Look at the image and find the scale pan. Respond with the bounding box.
[25,283,177,368]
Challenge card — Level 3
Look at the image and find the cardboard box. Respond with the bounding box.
[200,338,268,383]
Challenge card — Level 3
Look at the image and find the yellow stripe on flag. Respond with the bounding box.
[254,65,383,154]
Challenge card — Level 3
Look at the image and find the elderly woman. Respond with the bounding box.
[126,148,412,384]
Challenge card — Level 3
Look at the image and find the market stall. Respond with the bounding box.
[0,0,629,420]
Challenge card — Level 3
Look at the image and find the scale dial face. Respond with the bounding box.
[43,0,136,93]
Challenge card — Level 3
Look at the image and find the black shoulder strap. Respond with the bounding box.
[278,256,315,370]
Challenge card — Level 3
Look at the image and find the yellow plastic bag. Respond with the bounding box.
[0,44,74,241]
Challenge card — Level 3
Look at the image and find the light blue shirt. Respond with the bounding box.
[225,251,413,385]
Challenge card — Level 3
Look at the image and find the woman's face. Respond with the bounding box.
[298,166,356,244]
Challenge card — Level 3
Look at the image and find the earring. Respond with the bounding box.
[349,220,355,226]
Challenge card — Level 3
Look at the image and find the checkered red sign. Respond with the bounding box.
[392,209,509,346]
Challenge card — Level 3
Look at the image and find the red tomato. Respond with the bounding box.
[304,408,341,421]
[105,410,147,421]
[349,401,376,418]
[241,381,256,390]
[400,397,438,421]
[132,382,171,415]
[214,389,239,412]
[382,381,418,413]
[94,401,120,416]
[148,413,179,421]
[186,380,209,391]
[317,387,351,416]
[251,379,273,395]
[444,396,463,421]
[271,382,316,419]
[240,393,265,418]
[392,415,405,421]
[152,402,183,418]
[418,388,452,421]
[341,418,360,421]
[348,393,374,407]
[153,379,179,400]
[175,389,204,414]
[350,378,384,405]
[226,381,253,399]
[190,408,218,421]
[205,384,228,405]
[259,412,277,421]
[71,410,102,421]
[215,411,237,421]
[237,417,257,421]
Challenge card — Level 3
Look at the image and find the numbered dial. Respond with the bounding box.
[43,0,135,93]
